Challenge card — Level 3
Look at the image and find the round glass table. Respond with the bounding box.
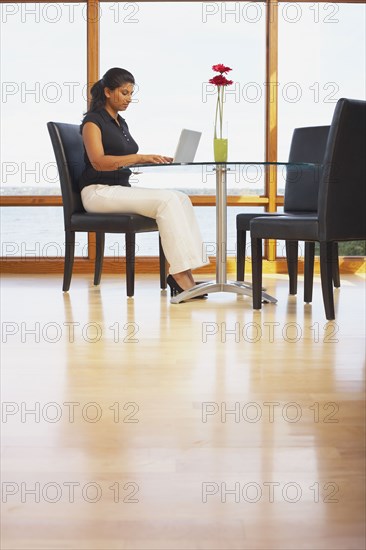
[132,162,318,303]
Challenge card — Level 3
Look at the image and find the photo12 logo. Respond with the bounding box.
[1,82,140,104]
[201,80,340,106]
[1,321,140,343]
[201,481,340,504]
[2,401,140,424]
[201,321,340,344]
[2,481,139,504]
[201,401,340,424]
[0,3,140,24]
[201,3,340,25]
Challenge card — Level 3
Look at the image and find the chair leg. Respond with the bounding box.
[304,241,315,303]
[159,236,167,289]
[236,229,246,281]
[125,233,136,297]
[319,241,335,320]
[94,232,105,286]
[286,240,298,295]
[63,231,75,292]
[332,242,341,288]
[251,237,263,310]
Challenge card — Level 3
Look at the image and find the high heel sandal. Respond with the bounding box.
[167,275,207,299]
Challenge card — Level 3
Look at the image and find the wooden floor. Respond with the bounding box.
[1,271,365,550]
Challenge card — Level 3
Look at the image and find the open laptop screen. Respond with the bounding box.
[173,129,202,163]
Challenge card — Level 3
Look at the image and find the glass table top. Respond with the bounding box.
[130,161,318,173]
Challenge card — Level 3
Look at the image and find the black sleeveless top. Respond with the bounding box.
[79,108,139,190]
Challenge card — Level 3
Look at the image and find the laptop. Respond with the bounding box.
[173,129,202,163]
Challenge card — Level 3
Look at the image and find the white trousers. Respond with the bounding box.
[81,184,210,275]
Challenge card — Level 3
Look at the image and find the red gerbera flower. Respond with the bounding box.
[212,64,232,74]
[209,74,234,87]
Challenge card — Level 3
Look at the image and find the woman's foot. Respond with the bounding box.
[167,275,207,299]
[172,271,194,291]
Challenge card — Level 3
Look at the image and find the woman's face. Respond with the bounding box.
[104,82,134,113]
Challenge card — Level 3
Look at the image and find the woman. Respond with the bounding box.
[79,67,209,297]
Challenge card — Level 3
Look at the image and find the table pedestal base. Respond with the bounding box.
[170,281,277,304]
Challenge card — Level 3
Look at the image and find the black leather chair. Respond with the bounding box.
[236,125,340,300]
[250,98,366,320]
[47,121,167,296]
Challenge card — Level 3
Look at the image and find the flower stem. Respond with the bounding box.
[214,88,219,139]
[219,86,223,139]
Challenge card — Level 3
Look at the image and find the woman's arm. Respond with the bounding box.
[82,122,172,170]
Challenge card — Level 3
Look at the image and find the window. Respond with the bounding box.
[1,3,86,196]
[278,2,366,159]
[100,2,266,181]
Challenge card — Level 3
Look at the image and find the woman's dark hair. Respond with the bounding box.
[87,67,135,113]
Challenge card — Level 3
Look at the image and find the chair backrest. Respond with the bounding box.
[47,122,85,228]
[318,98,366,241]
[284,125,330,212]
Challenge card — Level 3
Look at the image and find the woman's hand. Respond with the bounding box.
[138,154,173,164]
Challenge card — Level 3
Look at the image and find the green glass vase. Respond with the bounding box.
[213,138,228,163]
